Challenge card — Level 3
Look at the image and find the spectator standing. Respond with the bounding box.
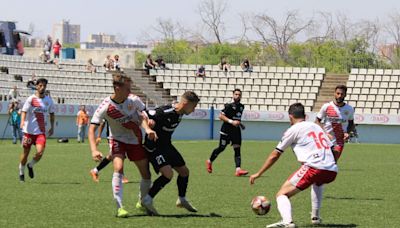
[43,35,52,62]
[53,39,62,59]
[241,58,253,72]
[8,101,23,144]
[76,105,89,143]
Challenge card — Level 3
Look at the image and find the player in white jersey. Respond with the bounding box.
[18,78,55,182]
[88,73,157,218]
[316,85,354,160]
[250,103,338,228]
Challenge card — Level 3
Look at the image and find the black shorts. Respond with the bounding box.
[219,129,242,146]
[145,144,186,173]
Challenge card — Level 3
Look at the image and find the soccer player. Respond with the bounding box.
[206,88,248,176]
[89,120,129,184]
[88,73,157,218]
[249,103,338,228]
[141,91,200,216]
[18,78,55,182]
[315,85,354,161]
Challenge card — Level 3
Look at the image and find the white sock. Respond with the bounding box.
[28,159,37,167]
[236,167,241,172]
[139,179,152,200]
[112,172,123,208]
[277,195,292,224]
[311,184,324,218]
[19,163,25,175]
[92,168,98,173]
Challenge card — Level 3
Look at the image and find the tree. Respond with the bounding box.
[251,10,313,62]
[197,0,228,44]
[382,12,400,66]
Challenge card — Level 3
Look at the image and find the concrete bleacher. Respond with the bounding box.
[0,54,112,105]
[151,65,325,111]
[347,69,400,115]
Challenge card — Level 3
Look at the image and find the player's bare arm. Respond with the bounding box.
[249,150,281,185]
[20,111,26,129]
[48,113,55,136]
[95,122,105,145]
[140,111,158,141]
[344,120,355,140]
[219,112,240,127]
[88,123,103,161]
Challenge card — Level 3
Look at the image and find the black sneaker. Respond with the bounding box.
[19,174,25,182]
[27,164,34,179]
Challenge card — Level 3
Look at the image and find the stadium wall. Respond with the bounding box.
[1,102,400,144]
[22,48,138,68]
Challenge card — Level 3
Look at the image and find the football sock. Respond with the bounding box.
[96,157,111,171]
[139,179,152,200]
[148,175,171,198]
[177,176,189,197]
[277,195,293,224]
[311,184,324,218]
[19,163,25,175]
[210,146,225,162]
[234,147,241,168]
[112,172,123,208]
[28,159,37,167]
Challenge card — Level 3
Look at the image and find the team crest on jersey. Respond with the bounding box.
[127,104,133,111]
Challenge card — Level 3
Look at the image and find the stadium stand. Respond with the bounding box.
[347,68,400,115]
[150,64,325,112]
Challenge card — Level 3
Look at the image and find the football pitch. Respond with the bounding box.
[1,140,399,227]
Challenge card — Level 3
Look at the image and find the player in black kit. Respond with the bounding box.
[141,91,200,215]
[206,88,249,176]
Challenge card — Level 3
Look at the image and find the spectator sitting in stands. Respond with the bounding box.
[241,58,253,72]
[144,54,157,74]
[86,58,97,73]
[196,65,206,77]
[219,57,231,72]
[155,56,168,69]
[8,86,21,101]
[113,55,121,71]
[103,55,114,71]
[26,74,37,91]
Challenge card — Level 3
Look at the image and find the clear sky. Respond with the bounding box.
[1,0,399,43]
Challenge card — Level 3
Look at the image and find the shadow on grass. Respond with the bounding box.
[302,224,357,227]
[326,196,383,201]
[128,212,232,218]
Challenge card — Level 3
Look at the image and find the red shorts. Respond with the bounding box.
[333,145,344,153]
[108,139,147,161]
[288,165,337,190]
[22,133,46,149]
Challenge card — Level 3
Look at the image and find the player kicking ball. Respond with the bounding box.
[250,103,338,228]
[141,91,200,216]
[88,73,157,218]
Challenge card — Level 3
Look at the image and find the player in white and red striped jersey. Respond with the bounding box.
[250,103,338,228]
[316,85,354,160]
[18,78,55,182]
[88,73,157,218]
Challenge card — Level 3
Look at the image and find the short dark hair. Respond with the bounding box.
[288,103,305,119]
[233,88,241,93]
[182,91,200,103]
[36,78,48,85]
[335,85,347,93]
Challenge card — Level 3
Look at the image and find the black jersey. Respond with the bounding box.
[220,102,245,134]
[144,104,183,149]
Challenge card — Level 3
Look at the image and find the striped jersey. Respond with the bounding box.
[22,94,54,135]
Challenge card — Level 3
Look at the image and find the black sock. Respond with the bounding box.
[96,157,111,171]
[177,176,189,197]
[234,147,241,168]
[210,146,225,162]
[148,175,171,198]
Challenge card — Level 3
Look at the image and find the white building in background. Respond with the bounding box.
[88,33,116,44]
[52,20,80,44]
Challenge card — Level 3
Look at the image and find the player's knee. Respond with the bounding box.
[232,144,240,149]
[160,167,174,179]
[179,166,189,177]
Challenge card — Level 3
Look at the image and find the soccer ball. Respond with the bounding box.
[251,196,271,215]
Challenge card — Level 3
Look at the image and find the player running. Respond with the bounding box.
[18,78,55,182]
[315,85,354,161]
[206,88,248,176]
[141,91,200,216]
[250,103,338,228]
[88,73,157,218]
